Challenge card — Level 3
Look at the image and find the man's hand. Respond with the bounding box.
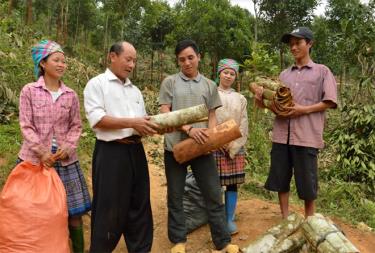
[285,103,309,117]
[188,127,209,144]
[132,116,160,136]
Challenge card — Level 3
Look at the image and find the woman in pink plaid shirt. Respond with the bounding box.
[17,40,91,253]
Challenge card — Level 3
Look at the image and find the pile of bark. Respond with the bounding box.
[249,77,294,116]
[242,213,360,253]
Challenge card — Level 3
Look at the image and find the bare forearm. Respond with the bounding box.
[94,116,136,129]
[208,110,217,128]
[304,101,336,114]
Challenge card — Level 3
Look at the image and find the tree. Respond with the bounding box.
[25,0,32,25]
[258,0,319,69]
[169,0,253,78]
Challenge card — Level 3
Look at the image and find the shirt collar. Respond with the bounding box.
[178,71,202,82]
[33,76,73,93]
[218,87,234,94]
[291,60,315,70]
[105,68,132,86]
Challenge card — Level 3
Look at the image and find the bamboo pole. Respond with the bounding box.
[150,104,208,129]
[173,119,242,164]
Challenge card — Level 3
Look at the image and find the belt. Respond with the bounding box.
[115,135,142,144]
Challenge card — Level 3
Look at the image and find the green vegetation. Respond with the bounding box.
[0,0,374,230]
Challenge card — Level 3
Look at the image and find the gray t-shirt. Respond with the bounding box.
[159,72,222,151]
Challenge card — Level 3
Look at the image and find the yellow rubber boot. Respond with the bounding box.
[225,244,240,253]
[171,243,186,253]
[216,244,239,253]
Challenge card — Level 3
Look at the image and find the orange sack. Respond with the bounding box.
[0,161,69,253]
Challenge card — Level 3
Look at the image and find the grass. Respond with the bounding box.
[0,120,21,187]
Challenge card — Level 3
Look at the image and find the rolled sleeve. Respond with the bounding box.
[208,81,222,110]
[84,79,106,128]
[159,76,173,105]
[322,67,338,107]
[19,86,46,156]
[62,93,82,157]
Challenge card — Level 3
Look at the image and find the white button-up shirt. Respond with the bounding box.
[84,68,147,141]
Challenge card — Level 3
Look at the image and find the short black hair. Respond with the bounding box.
[175,39,199,56]
[109,41,124,55]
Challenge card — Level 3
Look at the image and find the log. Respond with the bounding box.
[150,104,208,129]
[242,213,305,253]
[302,213,360,253]
[172,119,242,164]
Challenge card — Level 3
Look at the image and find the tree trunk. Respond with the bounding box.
[159,50,164,83]
[25,0,32,25]
[252,0,259,42]
[74,0,81,45]
[151,50,154,85]
[8,0,14,14]
[173,119,242,164]
[63,0,69,44]
[103,14,109,67]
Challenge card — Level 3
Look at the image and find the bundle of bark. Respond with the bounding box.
[242,213,360,253]
[249,77,294,116]
[150,104,208,130]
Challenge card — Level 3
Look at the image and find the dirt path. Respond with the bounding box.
[82,137,375,252]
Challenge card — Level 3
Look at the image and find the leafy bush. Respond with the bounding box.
[328,104,375,195]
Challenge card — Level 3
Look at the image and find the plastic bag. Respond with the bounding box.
[183,172,208,233]
[0,161,69,253]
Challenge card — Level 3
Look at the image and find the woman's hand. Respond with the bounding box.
[40,152,56,168]
[188,127,209,144]
[54,148,69,161]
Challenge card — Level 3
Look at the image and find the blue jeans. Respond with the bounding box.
[164,150,231,250]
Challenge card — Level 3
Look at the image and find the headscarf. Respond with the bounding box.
[31,40,64,79]
[216,58,240,83]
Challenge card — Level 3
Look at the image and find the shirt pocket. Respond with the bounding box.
[33,100,48,118]
[58,98,73,121]
[301,78,321,105]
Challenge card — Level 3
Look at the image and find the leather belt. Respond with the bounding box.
[115,135,142,144]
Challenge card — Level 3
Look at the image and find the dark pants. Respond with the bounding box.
[164,150,230,250]
[90,140,153,253]
[265,143,319,201]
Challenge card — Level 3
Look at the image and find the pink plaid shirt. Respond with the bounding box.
[18,76,82,166]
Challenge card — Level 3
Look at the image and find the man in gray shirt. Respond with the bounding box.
[159,39,239,253]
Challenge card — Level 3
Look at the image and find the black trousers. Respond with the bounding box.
[90,140,153,253]
[164,150,231,250]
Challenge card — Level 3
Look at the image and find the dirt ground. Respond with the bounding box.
[81,138,375,253]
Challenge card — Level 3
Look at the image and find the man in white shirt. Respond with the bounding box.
[84,41,159,253]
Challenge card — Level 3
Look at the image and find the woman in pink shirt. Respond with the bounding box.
[18,40,91,252]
